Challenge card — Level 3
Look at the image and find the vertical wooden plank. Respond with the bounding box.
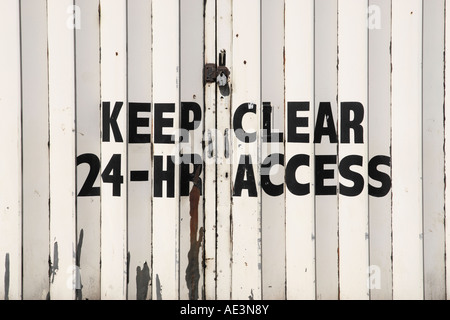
[0,0,22,300]
[284,0,315,300]
[391,0,423,300]
[47,0,77,300]
[152,0,180,300]
[180,0,204,300]
[230,0,261,300]
[100,0,128,299]
[21,0,50,300]
[127,0,152,300]
[314,0,339,300]
[75,0,101,300]
[215,0,233,300]
[261,0,286,300]
[368,0,393,300]
[203,0,218,300]
[337,0,369,299]
[446,0,450,301]
[422,0,445,300]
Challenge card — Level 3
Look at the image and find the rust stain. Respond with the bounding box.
[185,165,204,300]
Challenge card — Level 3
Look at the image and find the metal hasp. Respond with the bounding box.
[204,50,230,86]
[204,64,230,86]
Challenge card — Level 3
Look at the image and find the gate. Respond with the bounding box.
[0,0,448,300]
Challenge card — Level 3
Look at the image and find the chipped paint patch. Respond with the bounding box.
[75,229,84,300]
[127,252,130,285]
[136,262,150,300]
[49,242,59,283]
[156,274,162,300]
[185,165,203,300]
[4,254,9,300]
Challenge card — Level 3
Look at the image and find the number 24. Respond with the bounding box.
[76,153,123,197]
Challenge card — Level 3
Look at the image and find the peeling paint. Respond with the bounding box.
[75,229,84,300]
[136,262,150,300]
[185,165,204,300]
[49,242,59,283]
[127,252,130,285]
[4,253,9,300]
[156,274,162,300]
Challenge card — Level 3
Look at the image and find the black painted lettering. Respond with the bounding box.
[129,102,151,143]
[101,154,124,197]
[154,103,175,144]
[287,101,309,143]
[77,153,100,197]
[181,102,202,144]
[314,102,337,144]
[180,154,203,196]
[233,155,257,197]
[285,154,310,196]
[340,102,364,144]
[339,154,364,196]
[102,101,123,142]
[261,153,284,197]
[369,155,391,197]
[233,103,257,143]
[262,102,283,143]
[154,155,175,198]
[315,155,337,195]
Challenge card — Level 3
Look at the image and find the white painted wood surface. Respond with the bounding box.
[21,0,50,300]
[0,0,22,301]
[47,0,77,300]
[314,0,339,300]
[3,0,450,300]
[230,0,262,300]
[75,0,101,300]
[446,0,450,300]
[152,0,180,300]
[422,0,445,300]
[337,0,369,300]
[391,0,424,300]
[180,0,204,301]
[261,0,286,300]
[203,0,218,300]
[284,0,315,300]
[368,0,393,300]
[215,0,233,301]
[127,0,152,300]
[100,0,128,299]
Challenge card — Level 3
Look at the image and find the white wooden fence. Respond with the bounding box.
[0,0,448,300]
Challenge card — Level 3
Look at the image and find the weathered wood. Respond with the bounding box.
[284,0,316,300]
[21,0,50,300]
[391,0,424,300]
[261,0,286,300]
[368,0,393,300]
[152,0,180,300]
[337,0,369,300]
[48,0,77,300]
[100,0,128,299]
[0,0,22,301]
[75,0,101,300]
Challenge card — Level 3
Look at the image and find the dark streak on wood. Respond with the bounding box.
[185,165,204,300]
[75,229,84,300]
[4,253,9,300]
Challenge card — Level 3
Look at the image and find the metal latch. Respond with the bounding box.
[204,50,230,87]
